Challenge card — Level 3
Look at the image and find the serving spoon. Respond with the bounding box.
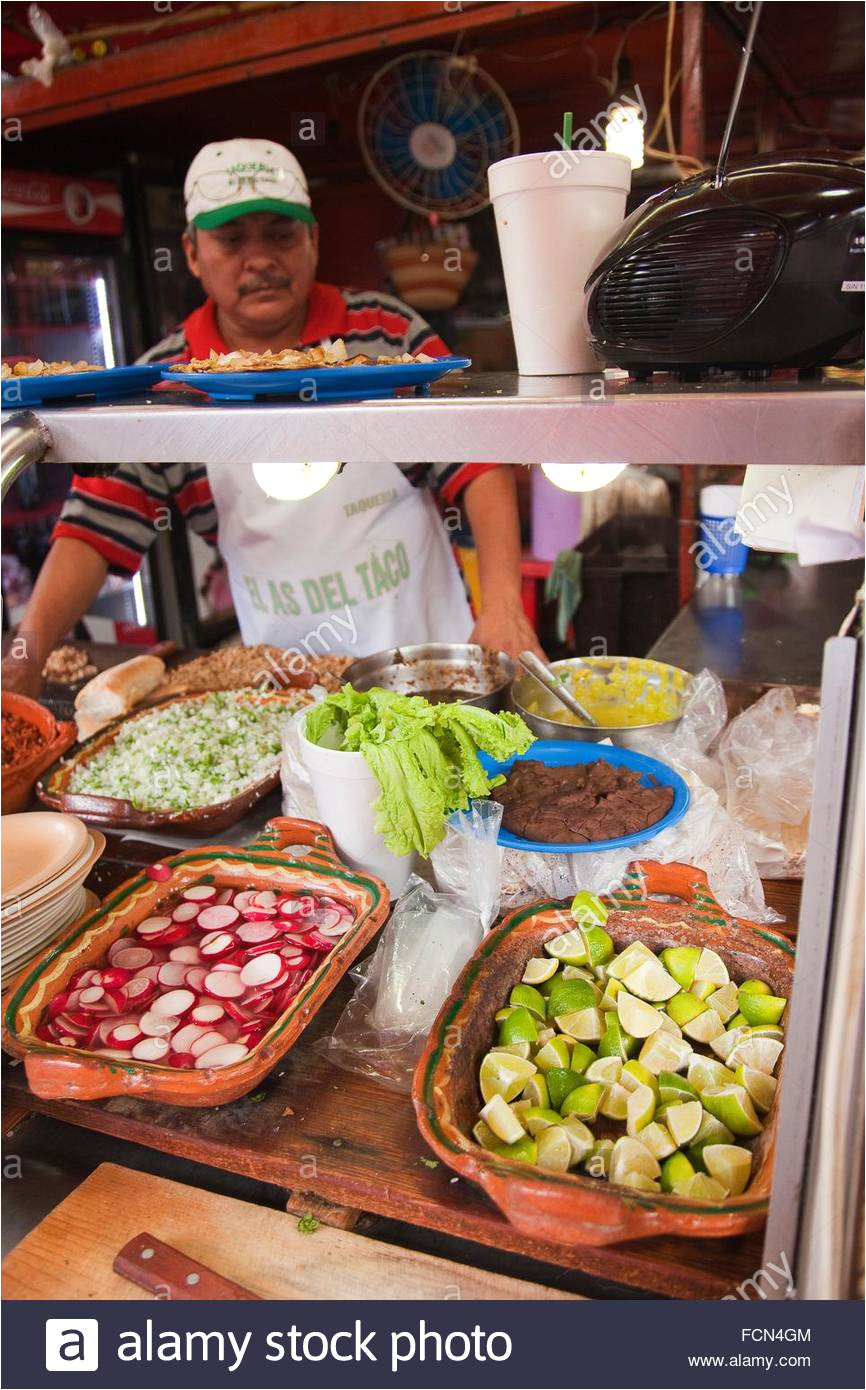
[518,651,599,728]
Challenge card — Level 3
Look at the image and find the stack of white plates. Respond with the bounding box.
[1,812,105,987]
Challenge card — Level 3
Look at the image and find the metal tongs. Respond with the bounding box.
[518,651,598,728]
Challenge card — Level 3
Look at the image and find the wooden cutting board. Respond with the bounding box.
[1,1163,580,1301]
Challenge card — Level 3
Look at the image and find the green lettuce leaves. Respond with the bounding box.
[304,685,535,857]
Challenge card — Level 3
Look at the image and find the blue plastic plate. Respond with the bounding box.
[477,739,690,854]
[161,356,471,402]
[1,365,162,409]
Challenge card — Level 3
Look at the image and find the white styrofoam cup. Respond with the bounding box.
[488,149,631,375]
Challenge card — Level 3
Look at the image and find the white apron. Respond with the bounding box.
[205,459,473,656]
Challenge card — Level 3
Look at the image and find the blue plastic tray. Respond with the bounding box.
[161,356,471,402]
[477,739,690,854]
[1,365,162,409]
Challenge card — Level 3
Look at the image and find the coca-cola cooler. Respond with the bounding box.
[1,168,158,644]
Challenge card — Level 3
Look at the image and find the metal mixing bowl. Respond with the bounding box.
[342,643,515,711]
[510,656,692,748]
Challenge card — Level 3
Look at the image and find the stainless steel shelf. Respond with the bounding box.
[24,372,865,468]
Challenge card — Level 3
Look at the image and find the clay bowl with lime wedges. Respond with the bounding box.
[413,860,794,1246]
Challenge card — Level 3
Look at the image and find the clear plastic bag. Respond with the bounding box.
[430,798,503,930]
[280,695,326,821]
[496,669,780,924]
[317,876,484,1092]
[718,687,818,878]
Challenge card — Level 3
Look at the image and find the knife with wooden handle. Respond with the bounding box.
[113,1232,261,1300]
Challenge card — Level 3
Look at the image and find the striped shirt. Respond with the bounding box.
[53,283,493,574]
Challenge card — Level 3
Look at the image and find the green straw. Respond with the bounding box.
[562,111,573,149]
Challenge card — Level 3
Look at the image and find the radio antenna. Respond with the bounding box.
[714,1,764,187]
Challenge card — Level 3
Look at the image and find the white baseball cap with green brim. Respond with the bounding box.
[185,138,315,230]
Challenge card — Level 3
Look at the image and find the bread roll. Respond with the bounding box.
[74,655,165,739]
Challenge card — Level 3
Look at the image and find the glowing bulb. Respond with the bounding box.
[540,463,627,493]
[605,102,645,170]
[251,460,341,500]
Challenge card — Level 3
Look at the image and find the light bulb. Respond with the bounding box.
[605,102,645,170]
[251,460,341,500]
[540,463,627,493]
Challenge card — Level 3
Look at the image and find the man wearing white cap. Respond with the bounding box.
[5,139,541,693]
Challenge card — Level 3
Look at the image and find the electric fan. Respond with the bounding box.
[357,50,519,219]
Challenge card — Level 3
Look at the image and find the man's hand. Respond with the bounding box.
[1,652,43,698]
[462,467,546,660]
[470,595,546,660]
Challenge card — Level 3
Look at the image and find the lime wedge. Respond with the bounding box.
[666,1098,703,1147]
[498,1006,538,1045]
[739,978,772,995]
[621,1172,661,1192]
[521,1072,550,1108]
[700,1085,763,1137]
[735,1063,777,1113]
[570,890,609,926]
[534,1036,572,1072]
[659,945,700,989]
[622,956,680,1002]
[544,929,588,965]
[547,977,598,1017]
[658,1071,699,1104]
[666,991,709,1028]
[555,1006,605,1042]
[638,1030,693,1075]
[621,1059,659,1097]
[536,1026,556,1047]
[607,940,656,981]
[545,1067,586,1111]
[738,989,787,1026]
[599,1081,630,1121]
[690,978,717,1001]
[682,1008,725,1045]
[640,1121,677,1160]
[561,1082,604,1122]
[694,948,729,988]
[660,1150,696,1193]
[479,1092,527,1143]
[569,1041,598,1072]
[479,1051,537,1104]
[522,1106,564,1136]
[610,1135,660,1185]
[521,956,559,985]
[584,1137,614,1178]
[727,1035,784,1076]
[536,1124,573,1172]
[585,1055,623,1085]
[560,1116,595,1164]
[626,1083,656,1136]
[494,1006,517,1023]
[684,1173,729,1202]
[582,925,615,966]
[472,1119,500,1150]
[509,984,547,1019]
[490,1042,533,1060]
[598,1012,638,1060]
[709,1026,746,1061]
[617,991,665,1038]
[561,964,598,984]
[707,981,740,1022]
[492,1136,538,1163]
[703,1143,752,1196]
[727,1011,748,1029]
[599,977,624,1011]
[689,1110,734,1154]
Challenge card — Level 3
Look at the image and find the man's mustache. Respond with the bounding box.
[239,274,292,296]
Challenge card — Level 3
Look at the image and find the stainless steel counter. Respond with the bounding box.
[28,372,864,468]
[648,559,862,686]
